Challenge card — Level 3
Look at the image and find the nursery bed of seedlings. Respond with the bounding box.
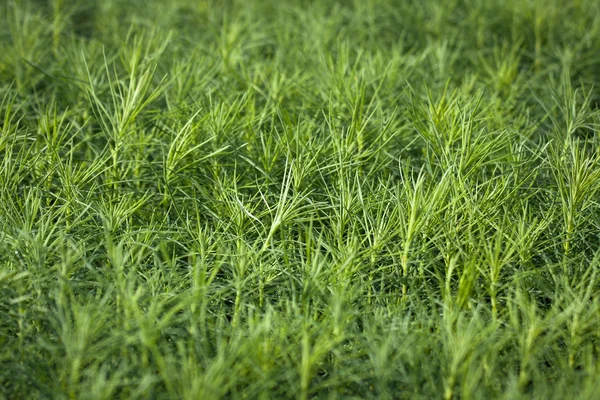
[1,0,600,398]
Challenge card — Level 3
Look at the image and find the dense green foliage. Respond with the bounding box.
[2,0,600,398]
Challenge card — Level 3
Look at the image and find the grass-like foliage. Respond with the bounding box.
[2,0,600,398]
